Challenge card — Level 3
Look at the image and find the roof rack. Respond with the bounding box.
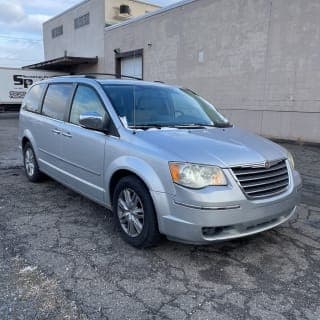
[48,73,143,80]
[48,74,92,79]
[78,73,143,80]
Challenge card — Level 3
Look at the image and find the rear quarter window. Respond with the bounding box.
[22,84,46,113]
[42,84,73,121]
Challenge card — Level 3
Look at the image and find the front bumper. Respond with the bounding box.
[151,166,302,244]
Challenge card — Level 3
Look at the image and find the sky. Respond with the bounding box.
[0,0,179,68]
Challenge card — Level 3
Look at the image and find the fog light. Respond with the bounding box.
[202,226,225,237]
[202,227,216,236]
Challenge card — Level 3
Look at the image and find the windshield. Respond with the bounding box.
[103,84,231,128]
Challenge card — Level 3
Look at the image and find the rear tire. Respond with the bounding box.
[23,142,44,182]
[113,175,161,248]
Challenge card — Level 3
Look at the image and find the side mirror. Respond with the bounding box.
[79,111,108,131]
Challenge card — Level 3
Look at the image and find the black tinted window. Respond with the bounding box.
[103,85,230,127]
[70,85,106,125]
[103,86,134,123]
[42,84,73,121]
[22,84,45,113]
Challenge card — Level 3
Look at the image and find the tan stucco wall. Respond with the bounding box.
[105,0,159,25]
[42,0,159,73]
[103,0,320,143]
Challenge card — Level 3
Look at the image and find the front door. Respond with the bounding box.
[59,84,107,203]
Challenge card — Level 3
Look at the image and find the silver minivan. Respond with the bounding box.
[19,76,302,247]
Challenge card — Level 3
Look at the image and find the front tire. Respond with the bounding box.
[113,176,161,248]
[23,142,43,182]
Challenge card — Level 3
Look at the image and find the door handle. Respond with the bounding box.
[62,132,72,138]
[52,129,61,135]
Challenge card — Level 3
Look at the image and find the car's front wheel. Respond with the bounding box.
[23,142,43,182]
[113,176,161,248]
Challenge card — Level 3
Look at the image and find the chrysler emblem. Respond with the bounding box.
[264,161,271,169]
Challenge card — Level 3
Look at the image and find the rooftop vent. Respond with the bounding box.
[119,4,130,15]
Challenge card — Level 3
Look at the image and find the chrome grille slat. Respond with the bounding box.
[241,175,289,188]
[231,160,289,199]
[232,162,287,176]
[237,170,288,182]
[245,187,288,199]
[246,180,289,194]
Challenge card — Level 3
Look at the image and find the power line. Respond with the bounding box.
[0,35,42,42]
[0,57,42,62]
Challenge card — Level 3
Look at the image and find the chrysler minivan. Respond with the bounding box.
[19,76,302,247]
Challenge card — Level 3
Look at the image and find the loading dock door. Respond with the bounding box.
[120,56,142,79]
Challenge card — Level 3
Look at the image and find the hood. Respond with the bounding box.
[135,126,288,168]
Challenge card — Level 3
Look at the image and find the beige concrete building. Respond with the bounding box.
[27,0,320,143]
[102,0,320,143]
[37,0,159,72]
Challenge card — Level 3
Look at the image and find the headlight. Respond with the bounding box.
[169,162,227,189]
[287,151,295,169]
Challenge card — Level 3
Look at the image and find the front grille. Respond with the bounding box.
[231,159,289,199]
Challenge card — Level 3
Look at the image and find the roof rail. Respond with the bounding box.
[48,74,94,79]
[47,73,144,81]
[77,73,143,81]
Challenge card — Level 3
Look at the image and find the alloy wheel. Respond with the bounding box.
[25,148,35,177]
[117,188,145,237]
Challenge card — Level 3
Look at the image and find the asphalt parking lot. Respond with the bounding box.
[0,114,319,320]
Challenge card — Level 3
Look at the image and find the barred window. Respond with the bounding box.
[52,25,63,38]
[74,13,90,29]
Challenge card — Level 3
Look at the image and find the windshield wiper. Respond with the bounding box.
[138,123,209,129]
[174,123,233,129]
[213,123,233,128]
[129,124,167,129]
[172,123,215,128]
[129,123,232,130]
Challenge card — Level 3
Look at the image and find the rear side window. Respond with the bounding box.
[22,84,46,113]
[42,84,73,121]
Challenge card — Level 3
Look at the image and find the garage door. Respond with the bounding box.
[121,56,142,79]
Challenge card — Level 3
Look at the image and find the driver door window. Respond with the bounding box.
[70,85,106,125]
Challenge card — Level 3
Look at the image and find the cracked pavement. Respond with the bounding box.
[0,115,319,319]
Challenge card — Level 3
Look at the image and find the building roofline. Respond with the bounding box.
[22,55,98,71]
[130,0,161,7]
[44,0,161,25]
[104,0,198,31]
[44,0,90,25]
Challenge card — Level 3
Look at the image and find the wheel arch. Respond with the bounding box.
[22,136,30,150]
[109,169,148,205]
[21,130,39,157]
[106,156,168,207]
